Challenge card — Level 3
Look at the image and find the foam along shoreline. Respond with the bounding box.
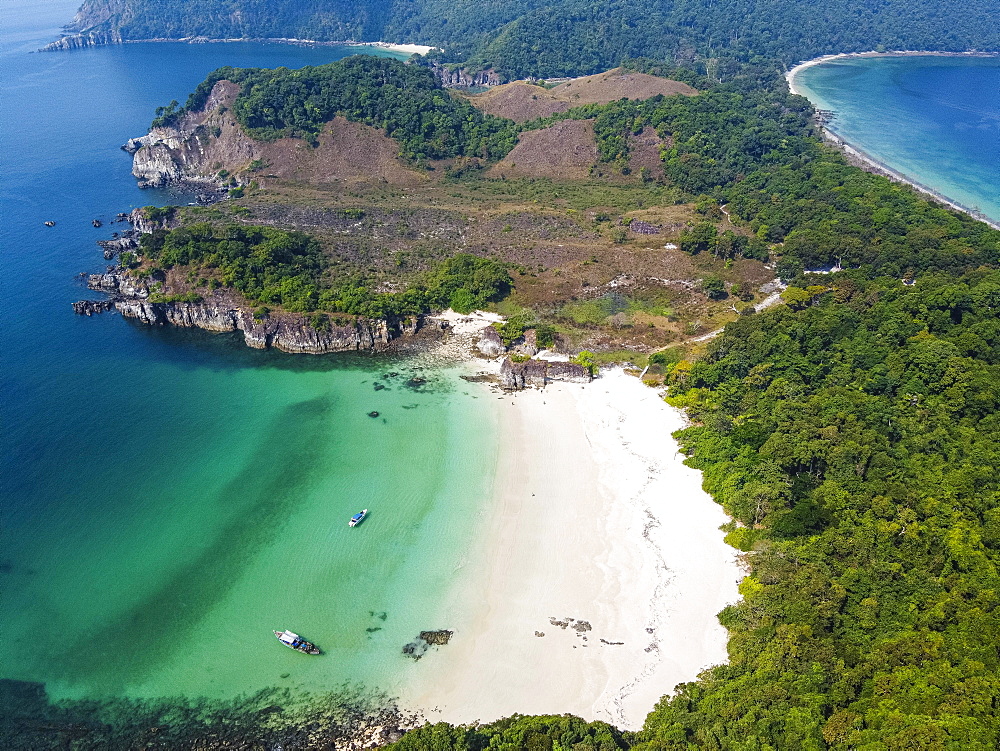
[786,50,1000,231]
[403,368,743,730]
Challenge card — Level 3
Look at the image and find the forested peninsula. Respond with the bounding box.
[46,0,1000,745]
[53,0,1000,79]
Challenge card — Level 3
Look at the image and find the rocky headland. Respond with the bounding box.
[76,267,422,354]
[73,203,426,355]
[122,80,426,191]
[39,29,123,51]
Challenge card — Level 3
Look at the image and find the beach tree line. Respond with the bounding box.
[633,267,1000,749]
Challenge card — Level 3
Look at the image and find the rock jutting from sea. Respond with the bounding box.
[39,29,123,52]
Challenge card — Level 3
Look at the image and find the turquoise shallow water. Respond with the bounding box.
[0,0,496,712]
[792,55,1000,223]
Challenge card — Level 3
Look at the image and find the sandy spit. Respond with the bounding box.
[402,367,743,730]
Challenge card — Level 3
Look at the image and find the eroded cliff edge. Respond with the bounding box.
[77,267,421,354]
[74,209,424,355]
[122,80,426,190]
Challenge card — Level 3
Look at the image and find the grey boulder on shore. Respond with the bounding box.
[499,358,591,390]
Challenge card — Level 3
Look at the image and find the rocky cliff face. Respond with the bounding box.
[126,206,173,234]
[39,29,123,52]
[124,81,251,189]
[432,65,503,88]
[124,80,425,190]
[79,270,419,354]
[476,326,506,357]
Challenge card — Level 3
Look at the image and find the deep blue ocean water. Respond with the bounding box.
[793,55,1000,223]
[1,0,496,711]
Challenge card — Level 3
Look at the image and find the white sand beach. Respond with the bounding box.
[786,52,851,95]
[403,367,742,730]
[354,41,436,56]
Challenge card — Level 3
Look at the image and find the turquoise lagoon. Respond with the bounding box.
[792,55,1000,223]
[0,0,495,713]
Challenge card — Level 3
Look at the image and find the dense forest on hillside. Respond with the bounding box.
[69,0,1000,78]
[635,268,1000,749]
[155,56,519,160]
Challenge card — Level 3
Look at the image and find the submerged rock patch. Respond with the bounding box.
[402,629,454,659]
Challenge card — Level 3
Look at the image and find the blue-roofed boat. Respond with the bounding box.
[349,509,368,527]
[273,629,321,655]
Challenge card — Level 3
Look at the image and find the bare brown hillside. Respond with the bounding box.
[132,81,425,189]
[549,69,697,104]
[467,82,572,122]
[489,120,599,179]
[467,69,697,123]
[258,117,426,187]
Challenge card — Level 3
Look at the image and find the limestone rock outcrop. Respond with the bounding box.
[124,81,251,189]
[72,299,115,316]
[39,30,123,52]
[432,65,503,88]
[508,328,539,357]
[476,326,506,357]
[499,358,591,390]
[79,271,418,354]
[546,360,594,383]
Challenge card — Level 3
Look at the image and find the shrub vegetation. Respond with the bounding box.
[139,223,511,318]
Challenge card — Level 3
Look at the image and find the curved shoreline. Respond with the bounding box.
[403,367,742,730]
[786,50,1000,230]
[786,50,999,94]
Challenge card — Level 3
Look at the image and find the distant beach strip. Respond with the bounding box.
[787,51,1000,231]
[41,33,437,56]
